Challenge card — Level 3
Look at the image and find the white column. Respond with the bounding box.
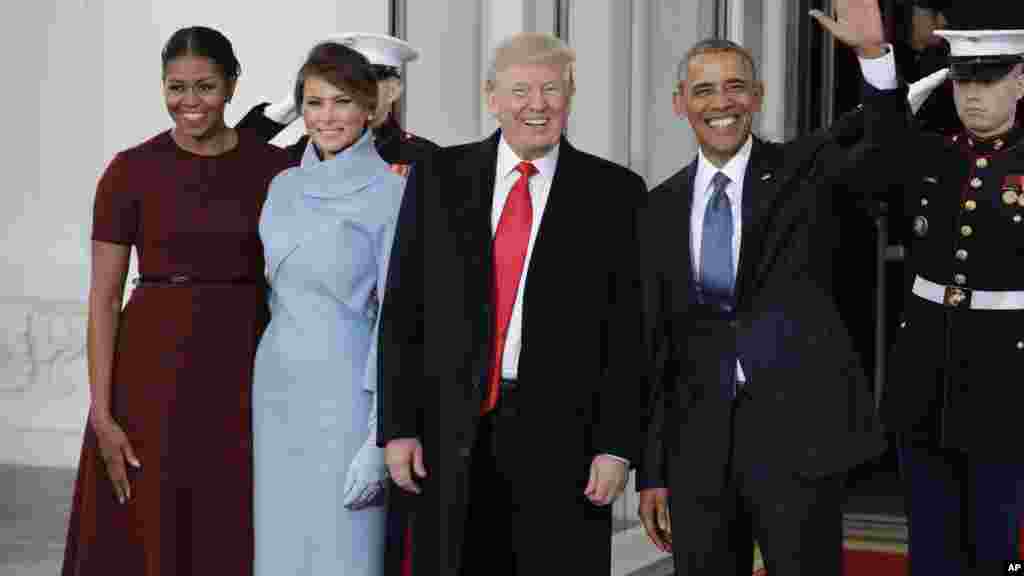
[728,0,746,45]
[404,0,483,145]
[629,0,651,183]
[760,0,789,142]
[566,0,631,165]
[645,0,714,185]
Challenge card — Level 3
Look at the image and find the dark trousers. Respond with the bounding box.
[899,443,1024,573]
[670,387,845,575]
[459,382,520,576]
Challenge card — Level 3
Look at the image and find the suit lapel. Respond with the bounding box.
[678,161,699,301]
[461,133,501,345]
[516,137,575,363]
[735,139,781,305]
[527,136,574,278]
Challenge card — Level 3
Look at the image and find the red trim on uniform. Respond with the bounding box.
[401,522,413,576]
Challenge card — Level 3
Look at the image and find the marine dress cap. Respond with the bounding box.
[934,29,1024,81]
[329,32,419,68]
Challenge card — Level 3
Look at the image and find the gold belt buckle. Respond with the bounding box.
[943,285,970,307]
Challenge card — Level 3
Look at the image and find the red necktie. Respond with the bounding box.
[482,161,537,414]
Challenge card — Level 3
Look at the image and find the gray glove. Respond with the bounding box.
[342,432,388,510]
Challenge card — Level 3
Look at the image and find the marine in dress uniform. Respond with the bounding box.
[881,6,1024,571]
[236,32,438,172]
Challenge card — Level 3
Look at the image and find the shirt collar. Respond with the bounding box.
[696,135,753,197]
[497,134,560,183]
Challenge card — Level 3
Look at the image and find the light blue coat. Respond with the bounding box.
[252,130,404,576]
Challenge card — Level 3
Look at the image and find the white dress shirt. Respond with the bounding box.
[691,136,752,382]
[491,136,559,380]
[687,46,898,384]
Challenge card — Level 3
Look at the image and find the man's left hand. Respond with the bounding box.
[810,0,886,57]
[584,455,627,506]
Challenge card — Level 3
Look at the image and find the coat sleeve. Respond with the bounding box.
[592,170,649,465]
[635,201,669,490]
[377,162,426,445]
[362,178,404,444]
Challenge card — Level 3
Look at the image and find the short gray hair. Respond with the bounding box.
[677,38,759,84]
[485,32,576,92]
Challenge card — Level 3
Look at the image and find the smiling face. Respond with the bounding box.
[953,64,1024,139]
[676,50,762,168]
[163,55,234,141]
[487,62,571,161]
[301,75,372,159]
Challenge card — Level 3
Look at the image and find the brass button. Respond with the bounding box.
[1018,341,1024,350]
[954,273,967,285]
[955,249,968,261]
[960,225,973,237]
[921,197,929,207]
[964,199,977,211]
[1015,214,1022,223]
[970,177,983,189]
[977,157,989,169]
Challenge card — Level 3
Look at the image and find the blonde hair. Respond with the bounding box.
[485,32,576,94]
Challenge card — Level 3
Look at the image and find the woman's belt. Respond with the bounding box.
[912,274,1024,310]
[133,274,262,287]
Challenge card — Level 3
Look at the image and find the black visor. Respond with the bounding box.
[949,55,1022,82]
[371,65,401,81]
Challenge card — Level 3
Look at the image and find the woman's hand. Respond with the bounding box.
[342,438,389,510]
[90,412,141,504]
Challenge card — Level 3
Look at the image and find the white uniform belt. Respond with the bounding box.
[912,275,1024,310]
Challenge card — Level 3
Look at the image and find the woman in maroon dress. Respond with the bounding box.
[61,26,291,576]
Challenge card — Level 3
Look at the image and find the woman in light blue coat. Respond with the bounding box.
[252,42,405,575]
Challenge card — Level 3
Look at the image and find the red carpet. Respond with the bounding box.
[752,548,906,575]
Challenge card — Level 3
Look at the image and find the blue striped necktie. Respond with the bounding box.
[700,171,734,306]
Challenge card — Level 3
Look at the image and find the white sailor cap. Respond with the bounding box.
[328,32,419,69]
[934,29,1024,81]
[935,29,1024,59]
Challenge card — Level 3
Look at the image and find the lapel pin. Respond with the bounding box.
[924,176,939,184]
[761,172,773,181]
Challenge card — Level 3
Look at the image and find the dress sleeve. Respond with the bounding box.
[91,152,138,246]
[362,177,404,441]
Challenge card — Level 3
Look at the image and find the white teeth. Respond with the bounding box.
[183,113,204,121]
[524,119,548,126]
[708,117,738,128]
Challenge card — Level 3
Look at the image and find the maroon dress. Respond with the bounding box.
[61,130,292,576]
